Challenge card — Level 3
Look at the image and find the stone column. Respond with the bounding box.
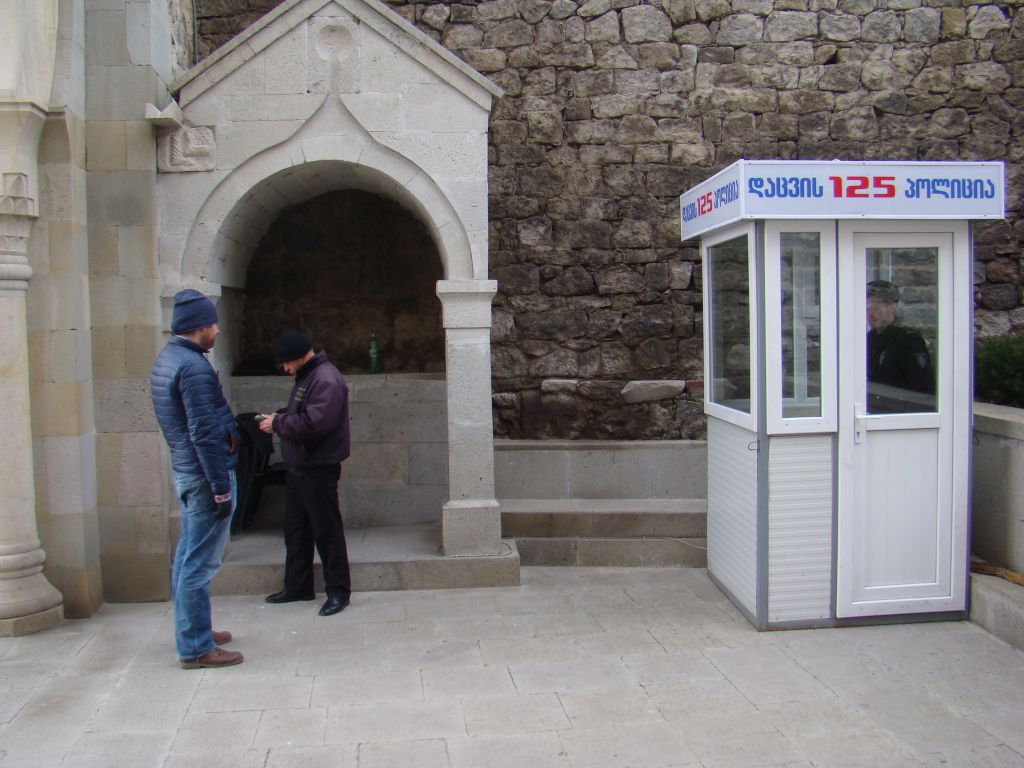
[436,279,501,556]
[0,105,64,636]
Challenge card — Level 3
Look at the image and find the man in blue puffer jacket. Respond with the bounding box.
[150,289,242,669]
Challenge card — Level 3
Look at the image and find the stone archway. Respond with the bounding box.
[156,0,506,561]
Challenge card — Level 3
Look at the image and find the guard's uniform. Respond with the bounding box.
[273,350,352,601]
[867,324,935,412]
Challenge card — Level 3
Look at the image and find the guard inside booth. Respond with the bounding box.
[680,160,1005,631]
[865,278,935,415]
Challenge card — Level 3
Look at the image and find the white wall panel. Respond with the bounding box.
[707,417,759,615]
[768,435,833,623]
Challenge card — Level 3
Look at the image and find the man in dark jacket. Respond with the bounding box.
[259,330,353,617]
[150,289,242,668]
[867,279,935,414]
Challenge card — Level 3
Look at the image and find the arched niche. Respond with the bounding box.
[237,188,445,375]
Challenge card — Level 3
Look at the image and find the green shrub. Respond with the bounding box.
[976,333,1024,408]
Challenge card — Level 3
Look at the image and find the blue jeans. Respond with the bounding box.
[171,471,235,659]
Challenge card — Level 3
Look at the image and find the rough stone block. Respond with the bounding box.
[86,65,160,122]
[621,380,686,403]
[652,443,708,498]
[350,401,448,443]
[117,225,156,279]
[348,375,447,404]
[442,500,502,556]
[404,84,488,132]
[129,1,173,82]
[26,274,88,333]
[89,224,120,275]
[569,448,655,498]
[972,406,1024,574]
[495,443,570,499]
[215,120,305,170]
[134,505,169,555]
[46,221,89,279]
[577,537,707,567]
[516,537,578,566]
[87,171,156,225]
[44,559,103,619]
[38,434,97,517]
[28,328,89,383]
[376,131,484,181]
[970,573,1024,652]
[346,443,410,486]
[85,121,126,171]
[343,486,447,527]
[99,552,169,601]
[93,379,158,433]
[124,325,161,378]
[117,432,167,507]
[85,8,129,67]
[95,434,124,508]
[31,381,94,437]
[409,442,449,486]
[91,326,126,379]
[262,22,309,95]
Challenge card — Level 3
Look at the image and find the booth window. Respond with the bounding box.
[781,233,822,418]
[765,220,836,434]
[707,234,752,414]
[866,247,938,414]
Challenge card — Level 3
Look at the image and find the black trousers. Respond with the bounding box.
[283,465,351,599]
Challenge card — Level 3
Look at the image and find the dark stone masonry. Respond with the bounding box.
[197,0,1023,440]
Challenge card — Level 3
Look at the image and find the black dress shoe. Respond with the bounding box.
[318,595,350,616]
[265,590,315,604]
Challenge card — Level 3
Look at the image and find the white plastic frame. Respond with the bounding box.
[701,222,758,432]
[764,220,838,434]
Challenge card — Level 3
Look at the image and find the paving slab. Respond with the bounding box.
[0,567,1023,768]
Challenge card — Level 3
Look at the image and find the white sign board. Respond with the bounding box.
[680,160,1005,239]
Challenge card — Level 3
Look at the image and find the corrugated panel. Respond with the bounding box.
[707,418,759,615]
[768,435,833,623]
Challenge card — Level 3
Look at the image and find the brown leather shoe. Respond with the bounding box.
[212,629,232,646]
[179,647,243,669]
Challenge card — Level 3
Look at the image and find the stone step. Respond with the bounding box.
[515,536,707,568]
[500,498,707,537]
[500,498,707,567]
[970,572,1024,652]
[212,525,520,595]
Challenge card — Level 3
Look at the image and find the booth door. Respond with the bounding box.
[836,223,966,618]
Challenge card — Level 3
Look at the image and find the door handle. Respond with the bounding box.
[854,403,866,444]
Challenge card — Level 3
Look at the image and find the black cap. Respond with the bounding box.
[867,280,899,303]
[274,330,313,365]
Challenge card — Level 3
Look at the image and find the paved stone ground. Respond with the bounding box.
[2,567,1023,768]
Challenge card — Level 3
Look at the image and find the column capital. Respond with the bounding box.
[436,279,497,329]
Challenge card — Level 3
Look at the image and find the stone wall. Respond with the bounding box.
[239,190,446,375]
[197,0,1024,440]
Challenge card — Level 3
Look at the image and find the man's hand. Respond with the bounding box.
[258,413,275,434]
[213,493,233,521]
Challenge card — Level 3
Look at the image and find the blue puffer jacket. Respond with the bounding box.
[150,336,238,495]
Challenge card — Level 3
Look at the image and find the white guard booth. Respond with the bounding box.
[680,160,1005,630]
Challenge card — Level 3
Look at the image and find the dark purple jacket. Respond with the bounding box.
[273,350,350,471]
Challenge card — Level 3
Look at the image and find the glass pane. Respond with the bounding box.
[708,235,751,413]
[866,247,938,414]
[781,233,822,419]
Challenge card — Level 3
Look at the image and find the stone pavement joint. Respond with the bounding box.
[1,567,1023,768]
